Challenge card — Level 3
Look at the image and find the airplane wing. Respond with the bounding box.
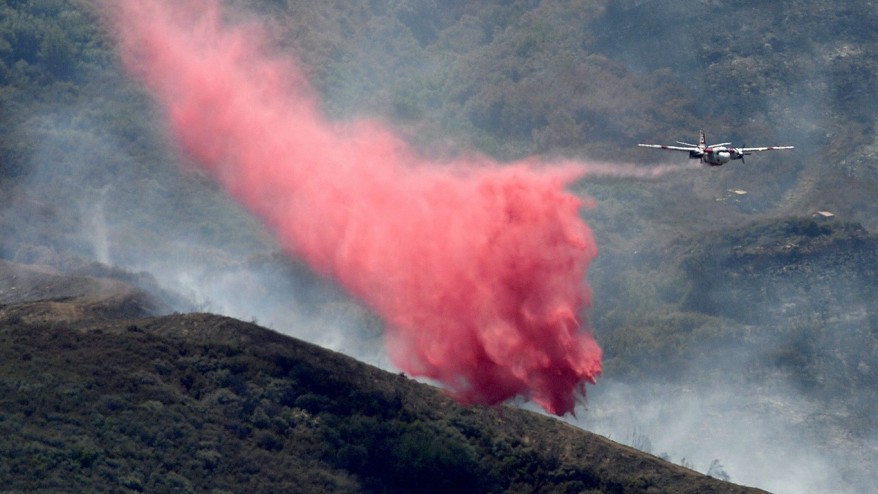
[739,145,795,152]
[637,144,700,152]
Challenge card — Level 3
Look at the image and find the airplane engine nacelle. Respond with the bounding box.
[689,150,703,159]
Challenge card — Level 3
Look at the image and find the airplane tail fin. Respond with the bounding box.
[699,129,706,147]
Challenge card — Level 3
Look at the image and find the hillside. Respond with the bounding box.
[586,216,878,493]
[0,261,763,493]
[597,216,878,410]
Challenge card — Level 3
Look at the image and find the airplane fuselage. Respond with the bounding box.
[691,146,743,166]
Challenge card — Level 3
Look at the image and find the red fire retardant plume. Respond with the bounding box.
[107,0,601,415]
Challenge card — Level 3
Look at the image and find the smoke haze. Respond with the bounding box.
[5,1,875,492]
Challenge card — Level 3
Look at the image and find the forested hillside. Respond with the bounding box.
[0,272,766,492]
[1,1,878,492]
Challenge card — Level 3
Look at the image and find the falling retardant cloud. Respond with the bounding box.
[104,0,602,415]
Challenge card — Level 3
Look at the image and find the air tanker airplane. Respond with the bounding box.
[638,130,794,166]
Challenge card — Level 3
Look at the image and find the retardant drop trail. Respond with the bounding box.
[106,0,601,415]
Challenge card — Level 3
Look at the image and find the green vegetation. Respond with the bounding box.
[0,309,758,493]
[0,0,113,174]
